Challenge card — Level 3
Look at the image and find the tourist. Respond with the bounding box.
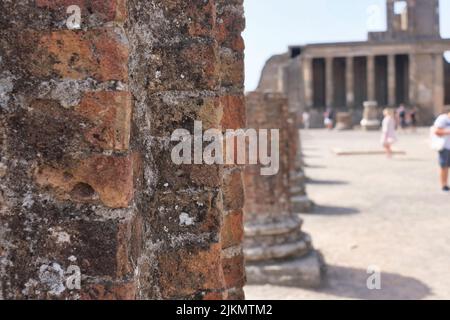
[381,108,397,158]
[324,108,334,130]
[302,109,311,130]
[397,104,407,131]
[432,108,450,192]
[409,106,418,133]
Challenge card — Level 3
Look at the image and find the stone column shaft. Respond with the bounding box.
[388,54,396,106]
[346,56,354,109]
[303,57,314,109]
[409,53,417,106]
[326,57,334,107]
[367,55,376,102]
[434,53,445,114]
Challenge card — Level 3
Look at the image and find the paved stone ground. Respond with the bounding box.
[245,128,450,300]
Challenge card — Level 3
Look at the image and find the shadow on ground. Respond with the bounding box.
[315,265,432,300]
[250,265,432,300]
[307,205,360,216]
[306,179,349,186]
[304,164,327,169]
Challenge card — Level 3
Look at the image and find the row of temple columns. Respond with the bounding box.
[303,54,415,109]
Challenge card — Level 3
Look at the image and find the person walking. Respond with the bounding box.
[381,108,397,158]
[324,107,334,130]
[432,108,450,192]
[409,106,418,133]
[397,104,407,131]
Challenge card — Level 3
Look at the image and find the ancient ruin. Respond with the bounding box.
[0,0,246,300]
[257,0,450,127]
[243,92,324,288]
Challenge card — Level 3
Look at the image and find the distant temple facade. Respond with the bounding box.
[257,0,450,126]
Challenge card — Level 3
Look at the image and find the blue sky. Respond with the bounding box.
[243,0,450,91]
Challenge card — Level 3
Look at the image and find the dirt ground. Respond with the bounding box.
[245,128,450,300]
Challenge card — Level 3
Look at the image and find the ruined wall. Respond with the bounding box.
[256,53,290,93]
[0,0,245,300]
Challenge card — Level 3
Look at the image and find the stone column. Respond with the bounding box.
[367,55,376,102]
[360,101,381,130]
[434,53,445,115]
[285,58,312,212]
[244,92,324,288]
[303,57,314,109]
[326,57,334,108]
[346,56,355,109]
[388,54,396,106]
[409,53,417,106]
[216,0,247,300]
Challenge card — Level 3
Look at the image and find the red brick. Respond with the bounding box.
[202,291,228,300]
[222,169,245,211]
[147,41,219,93]
[221,210,244,249]
[219,50,245,88]
[76,91,132,151]
[216,6,246,52]
[222,254,245,289]
[34,29,128,81]
[81,281,136,300]
[221,95,246,130]
[186,0,217,37]
[157,243,226,299]
[35,154,134,208]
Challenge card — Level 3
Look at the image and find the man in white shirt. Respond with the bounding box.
[434,108,450,192]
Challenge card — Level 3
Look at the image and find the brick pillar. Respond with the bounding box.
[283,58,313,213]
[216,0,247,300]
[287,110,313,213]
[1,0,246,300]
[243,92,324,288]
[1,0,139,300]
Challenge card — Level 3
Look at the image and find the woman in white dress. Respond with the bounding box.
[381,108,397,158]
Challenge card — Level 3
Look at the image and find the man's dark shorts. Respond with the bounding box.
[439,149,450,168]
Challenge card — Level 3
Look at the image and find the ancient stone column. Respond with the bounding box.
[367,55,376,102]
[326,57,334,108]
[243,92,324,288]
[388,54,396,107]
[409,53,417,106]
[336,112,354,130]
[281,58,313,213]
[0,0,246,300]
[434,53,445,115]
[303,57,314,109]
[346,57,355,109]
[286,111,313,213]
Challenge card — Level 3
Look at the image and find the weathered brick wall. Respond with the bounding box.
[0,0,245,300]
